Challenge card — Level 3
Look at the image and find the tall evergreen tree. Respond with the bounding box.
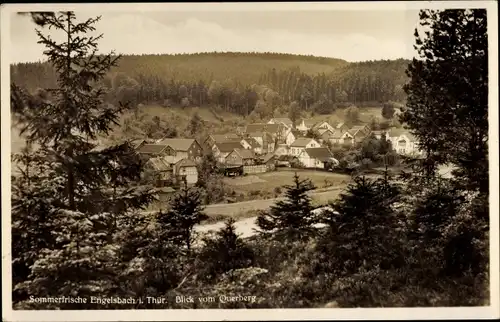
[198,218,255,281]
[157,185,208,251]
[11,12,155,308]
[402,9,488,193]
[256,173,316,240]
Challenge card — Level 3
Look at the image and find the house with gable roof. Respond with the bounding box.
[156,138,204,164]
[225,148,257,166]
[298,147,339,169]
[387,128,422,156]
[174,158,199,185]
[240,137,263,155]
[212,141,245,163]
[289,137,321,157]
[268,117,294,129]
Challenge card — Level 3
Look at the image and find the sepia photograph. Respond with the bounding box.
[1,1,499,321]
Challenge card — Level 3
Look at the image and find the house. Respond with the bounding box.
[225,148,256,166]
[212,141,245,163]
[204,133,241,148]
[247,131,275,154]
[335,122,350,133]
[329,131,354,145]
[136,144,169,158]
[348,125,371,143]
[156,138,204,163]
[387,128,422,156]
[260,153,276,171]
[317,129,335,143]
[245,123,288,141]
[240,137,263,155]
[174,158,198,185]
[296,119,317,133]
[289,138,321,157]
[130,139,147,150]
[144,157,174,187]
[298,147,338,169]
[268,117,294,129]
[311,121,336,133]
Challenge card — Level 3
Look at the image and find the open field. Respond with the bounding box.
[223,168,351,195]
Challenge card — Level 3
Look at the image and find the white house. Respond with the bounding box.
[298,147,338,169]
[289,138,321,157]
[174,159,198,185]
[387,129,422,156]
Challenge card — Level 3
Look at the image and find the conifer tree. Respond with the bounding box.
[402,9,488,193]
[198,218,255,281]
[11,12,155,308]
[317,173,403,275]
[157,185,208,251]
[256,173,316,240]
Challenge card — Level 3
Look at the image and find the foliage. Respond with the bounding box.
[157,185,208,251]
[11,12,156,308]
[197,218,255,281]
[344,105,360,126]
[256,173,317,240]
[381,101,396,119]
[402,9,488,194]
[313,173,404,279]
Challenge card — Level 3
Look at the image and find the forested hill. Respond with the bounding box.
[11,52,410,116]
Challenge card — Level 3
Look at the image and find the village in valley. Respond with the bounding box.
[134,115,422,189]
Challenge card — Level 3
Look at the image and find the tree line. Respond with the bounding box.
[11,51,409,117]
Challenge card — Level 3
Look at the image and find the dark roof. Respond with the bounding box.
[137,144,167,154]
[260,153,275,163]
[147,157,172,171]
[215,141,244,153]
[291,138,317,147]
[247,131,274,141]
[246,123,282,134]
[233,148,255,159]
[242,137,261,148]
[304,147,335,161]
[348,126,369,136]
[156,138,195,151]
[175,158,197,168]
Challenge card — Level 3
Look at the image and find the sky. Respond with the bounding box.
[9,9,421,63]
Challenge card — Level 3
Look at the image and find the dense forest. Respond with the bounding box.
[11,52,409,116]
[9,9,490,312]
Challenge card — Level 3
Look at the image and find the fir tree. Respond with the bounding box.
[256,173,316,240]
[11,12,155,308]
[198,218,255,281]
[157,185,208,251]
[402,9,488,194]
[316,173,403,275]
